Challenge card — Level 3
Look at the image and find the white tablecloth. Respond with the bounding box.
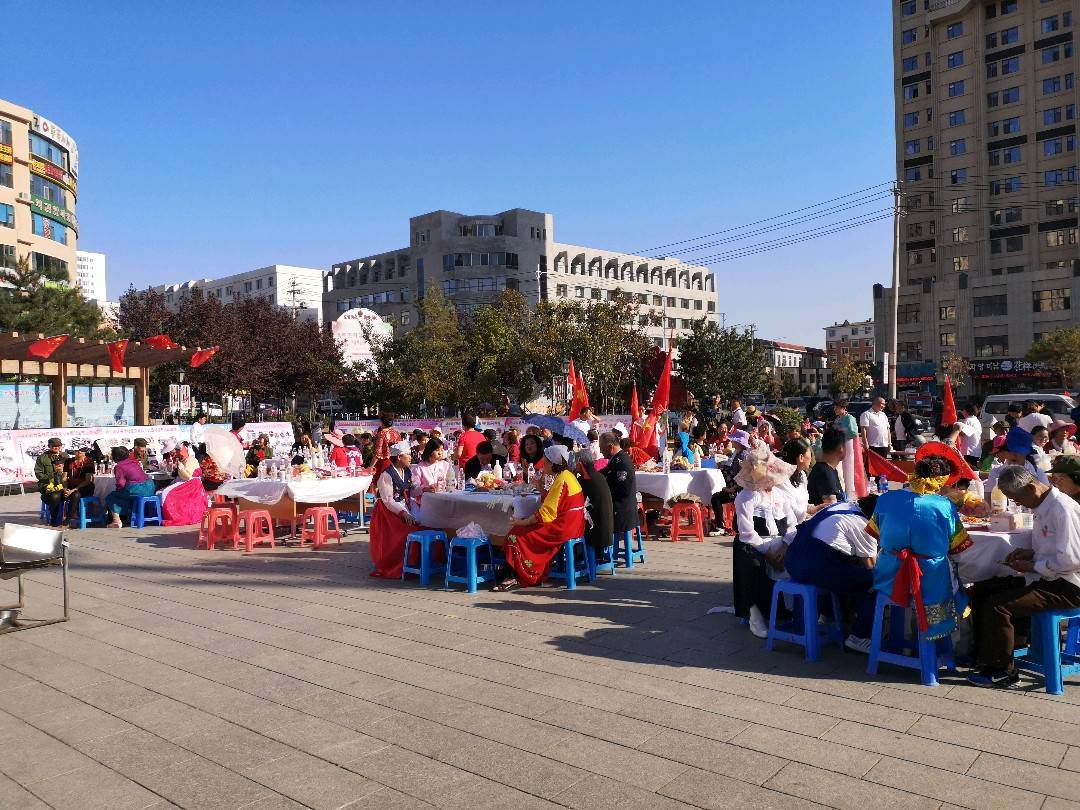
[636,469,727,503]
[954,529,1033,584]
[216,476,372,506]
[93,472,173,500]
[417,490,542,536]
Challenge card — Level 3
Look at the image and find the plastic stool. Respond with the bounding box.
[867,591,955,687]
[548,537,590,589]
[241,508,276,552]
[670,502,704,542]
[402,530,448,586]
[589,543,617,577]
[765,581,844,662]
[131,495,163,528]
[444,535,496,593]
[201,505,238,550]
[613,528,646,568]
[39,499,66,526]
[77,496,105,529]
[638,503,650,537]
[300,507,342,548]
[1014,607,1080,695]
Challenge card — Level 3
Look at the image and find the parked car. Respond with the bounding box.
[980,392,1077,439]
[316,397,343,413]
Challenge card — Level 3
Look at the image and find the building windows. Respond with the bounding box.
[1042,15,1060,33]
[951,197,971,213]
[990,176,1023,195]
[939,305,956,320]
[0,203,12,229]
[457,223,502,237]
[1043,42,1073,64]
[974,294,1008,317]
[1045,198,1079,216]
[952,226,970,242]
[987,55,1020,78]
[901,0,916,15]
[1033,288,1071,312]
[0,121,9,147]
[28,134,67,170]
[1045,167,1078,186]
[940,332,957,347]
[948,80,965,98]
[947,22,964,38]
[1045,227,1079,247]
[953,255,971,271]
[987,117,1020,136]
[990,235,1025,254]
[1043,136,1075,156]
[903,28,917,45]
[898,303,920,324]
[1043,104,1076,125]
[666,296,676,307]
[989,145,1022,165]
[949,138,966,155]
[590,288,601,300]
[903,112,920,128]
[947,109,966,127]
[0,163,10,189]
[442,252,519,269]
[947,51,964,68]
[897,341,923,361]
[905,167,922,181]
[1044,76,1064,95]
[31,213,66,244]
[1001,86,1020,104]
[575,286,584,298]
[904,138,921,155]
[31,252,66,277]
[990,206,1022,225]
[904,84,919,101]
[975,335,1009,357]
[950,168,968,184]
[903,55,919,72]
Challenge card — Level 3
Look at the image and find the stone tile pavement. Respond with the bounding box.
[1,492,1079,809]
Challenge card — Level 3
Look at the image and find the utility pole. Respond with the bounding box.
[888,181,904,400]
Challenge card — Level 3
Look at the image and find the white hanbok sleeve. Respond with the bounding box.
[377,471,409,517]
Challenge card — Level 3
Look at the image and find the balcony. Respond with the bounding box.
[929,0,971,22]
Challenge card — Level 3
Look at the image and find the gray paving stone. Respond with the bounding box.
[553,773,699,810]
[134,757,273,810]
[637,727,787,786]
[763,761,940,810]
[241,751,383,809]
[26,762,162,810]
[0,771,51,810]
[657,766,827,809]
[865,755,1044,809]
[439,738,590,800]
[731,722,881,778]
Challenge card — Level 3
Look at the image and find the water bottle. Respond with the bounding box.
[878,475,888,494]
[493,460,502,481]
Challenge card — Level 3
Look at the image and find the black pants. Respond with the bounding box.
[65,485,95,521]
[975,576,1080,670]
[732,517,788,620]
[40,493,64,527]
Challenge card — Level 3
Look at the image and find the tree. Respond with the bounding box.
[0,254,112,338]
[674,321,768,403]
[940,354,972,389]
[117,285,172,341]
[1029,326,1080,387]
[830,355,871,397]
[464,291,535,406]
[769,405,804,437]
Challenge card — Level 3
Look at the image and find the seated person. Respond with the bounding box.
[482,429,508,466]
[35,437,68,527]
[969,465,1080,687]
[807,428,846,506]
[368,440,419,578]
[785,495,879,653]
[463,441,496,480]
[1050,455,1080,504]
[175,442,200,481]
[132,437,151,470]
[63,446,96,518]
[576,448,613,554]
[106,446,156,528]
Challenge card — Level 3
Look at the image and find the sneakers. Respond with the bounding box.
[967,668,1020,688]
[748,606,769,639]
[844,635,872,655]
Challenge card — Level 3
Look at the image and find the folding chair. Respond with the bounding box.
[0,523,69,634]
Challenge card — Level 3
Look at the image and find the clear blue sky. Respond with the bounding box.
[10,0,895,347]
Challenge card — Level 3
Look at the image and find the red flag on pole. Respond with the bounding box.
[850,438,871,499]
[940,374,957,426]
[629,384,641,443]
[566,358,577,393]
[190,347,220,368]
[107,339,128,373]
[867,448,909,483]
[144,334,179,350]
[26,334,68,359]
[577,370,590,409]
[650,346,672,417]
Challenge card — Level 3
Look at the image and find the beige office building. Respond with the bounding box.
[325,208,718,345]
[876,0,1079,393]
[0,98,78,284]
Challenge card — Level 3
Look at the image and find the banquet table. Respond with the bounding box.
[93,472,173,500]
[417,490,542,537]
[216,476,373,525]
[953,528,1033,584]
[635,469,727,503]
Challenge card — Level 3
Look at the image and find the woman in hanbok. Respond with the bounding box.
[493,445,586,591]
[1048,420,1078,456]
[371,413,402,482]
[868,445,972,641]
[411,438,455,503]
[368,440,419,578]
[777,437,815,525]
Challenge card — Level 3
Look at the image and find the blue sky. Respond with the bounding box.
[10,0,894,347]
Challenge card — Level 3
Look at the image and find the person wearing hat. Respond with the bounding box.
[1048,420,1078,456]
[174,441,199,481]
[1050,455,1080,504]
[371,413,402,482]
[369,439,419,578]
[493,444,586,592]
[986,427,1050,497]
[35,438,68,527]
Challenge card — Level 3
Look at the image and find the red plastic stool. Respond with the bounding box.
[203,506,239,550]
[301,506,342,548]
[722,503,736,534]
[241,509,276,552]
[670,502,705,542]
[638,502,650,537]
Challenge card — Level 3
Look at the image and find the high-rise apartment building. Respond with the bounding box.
[876,0,1080,393]
[325,208,718,346]
[0,98,79,284]
[76,250,106,300]
[153,265,325,324]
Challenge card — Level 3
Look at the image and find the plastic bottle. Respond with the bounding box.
[990,485,1008,513]
[492,460,502,481]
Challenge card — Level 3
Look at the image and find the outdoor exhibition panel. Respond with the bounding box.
[217,476,372,524]
[417,490,541,537]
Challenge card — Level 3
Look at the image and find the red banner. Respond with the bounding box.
[107,339,128,373]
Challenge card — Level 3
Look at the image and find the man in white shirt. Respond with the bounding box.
[189,411,208,448]
[956,402,984,465]
[730,399,747,428]
[569,406,600,438]
[970,465,1080,687]
[1018,400,1053,434]
[858,397,891,458]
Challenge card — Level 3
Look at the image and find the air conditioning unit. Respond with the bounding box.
[16,192,29,202]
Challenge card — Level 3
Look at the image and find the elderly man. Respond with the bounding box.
[599,432,638,540]
[463,441,496,481]
[969,465,1080,687]
[35,437,68,527]
[859,397,891,459]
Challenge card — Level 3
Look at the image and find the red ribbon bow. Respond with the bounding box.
[890,548,929,633]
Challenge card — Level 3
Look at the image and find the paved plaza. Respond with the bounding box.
[1,493,1080,810]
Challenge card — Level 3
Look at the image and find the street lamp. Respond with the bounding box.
[552,359,569,414]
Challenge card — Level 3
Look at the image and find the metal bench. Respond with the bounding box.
[0,523,69,633]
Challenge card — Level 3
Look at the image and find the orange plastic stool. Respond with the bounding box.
[722,503,736,534]
[203,506,239,550]
[241,508,276,552]
[301,506,342,548]
[638,502,650,537]
[670,502,705,542]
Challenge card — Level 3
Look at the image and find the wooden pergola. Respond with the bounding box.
[0,332,203,427]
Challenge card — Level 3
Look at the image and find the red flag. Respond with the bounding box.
[629,384,641,443]
[577,370,590,409]
[107,339,128,373]
[650,346,672,417]
[940,374,957,426]
[850,438,871,499]
[566,358,577,393]
[567,379,587,421]
[867,448,908,483]
[26,334,68,359]
[144,334,179,350]
[190,346,220,368]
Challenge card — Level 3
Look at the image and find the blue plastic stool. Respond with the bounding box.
[39,499,65,526]
[765,581,844,662]
[444,535,496,593]
[1014,607,1080,695]
[613,528,646,569]
[548,537,591,589]
[77,496,106,529]
[131,495,163,528]
[867,591,955,686]
[588,543,617,578]
[402,530,448,586]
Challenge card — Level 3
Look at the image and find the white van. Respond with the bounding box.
[980,393,1077,438]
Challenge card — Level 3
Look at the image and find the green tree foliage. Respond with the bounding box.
[830,355,871,397]
[1028,326,1080,386]
[769,405,804,437]
[0,254,111,338]
[674,321,768,403]
[940,354,972,389]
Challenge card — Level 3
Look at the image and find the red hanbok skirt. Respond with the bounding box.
[503,492,586,587]
[368,500,445,578]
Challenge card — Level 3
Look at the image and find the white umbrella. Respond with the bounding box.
[202,426,245,479]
